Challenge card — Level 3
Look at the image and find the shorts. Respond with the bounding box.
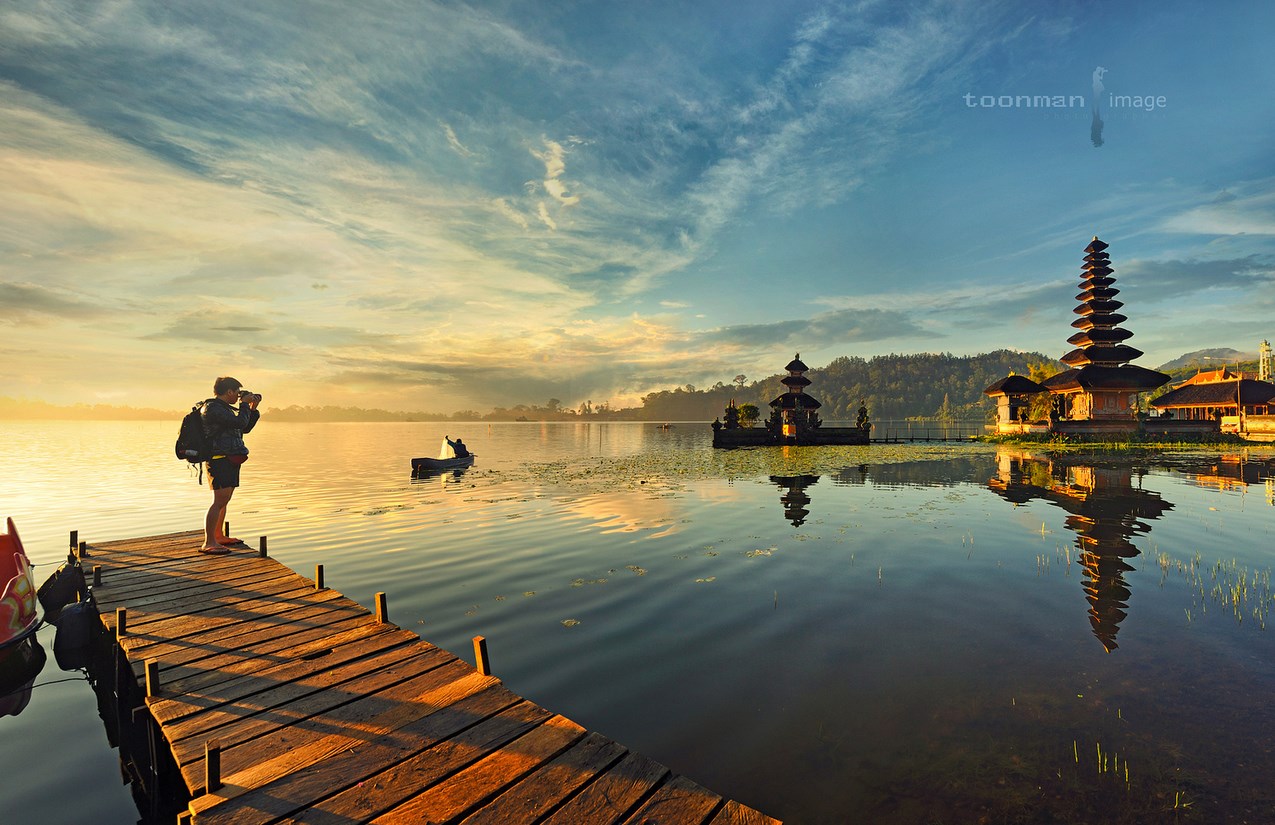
[207,456,242,490]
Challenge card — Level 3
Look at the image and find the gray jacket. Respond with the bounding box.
[200,397,260,456]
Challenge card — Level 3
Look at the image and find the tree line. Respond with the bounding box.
[0,349,1058,422]
[635,350,1058,422]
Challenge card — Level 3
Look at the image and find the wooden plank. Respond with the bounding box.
[125,590,356,675]
[621,774,722,825]
[708,800,783,825]
[101,574,309,627]
[119,594,359,673]
[188,667,500,816]
[106,585,315,642]
[230,690,542,825]
[97,568,298,609]
[91,546,268,582]
[370,714,587,824]
[149,624,416,727]
[164,640,452,758]
[459,731,627,825]
[151,609,391,694]
[539,751,670,825]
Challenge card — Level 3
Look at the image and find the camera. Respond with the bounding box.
[239,390,261,403]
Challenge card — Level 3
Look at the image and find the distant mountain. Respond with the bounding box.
[1157,348,1254,372]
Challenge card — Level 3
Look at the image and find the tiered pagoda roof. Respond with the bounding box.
[770,354,822,410]
[1042,237,1169,394]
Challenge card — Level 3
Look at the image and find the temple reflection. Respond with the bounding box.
[1160,454,1275,502]
[988,449,1173,652]
[769,475,820,526]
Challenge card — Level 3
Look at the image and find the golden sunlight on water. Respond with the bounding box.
[2,420,1274,823]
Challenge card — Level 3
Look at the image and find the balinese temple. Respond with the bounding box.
[768,354,822,437]
[983,373,1048,434]
[712,353,869,447]
[1149,367,1275,423]
[1041,237,1170,432]
[987,451,1173,652]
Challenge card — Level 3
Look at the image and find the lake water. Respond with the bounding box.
[2,420,1274,823]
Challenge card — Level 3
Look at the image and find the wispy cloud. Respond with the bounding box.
[3,1,1270,410]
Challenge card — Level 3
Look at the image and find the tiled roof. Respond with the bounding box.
[984,375,1046,396]
[1150,379,1275,408]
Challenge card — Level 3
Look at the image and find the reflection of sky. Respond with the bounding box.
[3,3,1274,413]
[5,424,1275,822]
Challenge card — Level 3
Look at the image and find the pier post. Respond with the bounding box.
[224,520,230,537]
[116,607,127,636]
[93,565,102,587]
[145,660,160,697]
[79,540,89,558]
[259,535,268,558]
[375,592,388,624]
[473,635,491,676]
[69,529,78,552]
[205,740,222,793]
[315,564,325,590]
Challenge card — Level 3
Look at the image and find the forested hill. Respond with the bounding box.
[2,350,1058,422]
[637,350,1059,422]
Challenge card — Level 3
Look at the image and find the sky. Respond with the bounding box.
[2,0,1273,413]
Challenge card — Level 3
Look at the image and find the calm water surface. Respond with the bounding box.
[2,421,1274,823]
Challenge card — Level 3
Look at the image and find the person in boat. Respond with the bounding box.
[200,377,261,555]
[445,436,470,458]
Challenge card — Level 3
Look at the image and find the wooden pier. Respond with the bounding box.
[83,530,778,825]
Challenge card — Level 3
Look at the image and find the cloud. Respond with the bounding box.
[1121,255,1275,301]
[703,308,927,349]
[1160,187,1275,236]
[442,122,475,158]
[0,282,109,324]
[531,138,581,207]
[537,201,557,230]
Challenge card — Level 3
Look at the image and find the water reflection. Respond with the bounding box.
[0,637,46,717]
[410,464,472,490]
[988,450,1173,652]
[769,475,820,526]
[829,455,996,488]
[1161,453,1275,500]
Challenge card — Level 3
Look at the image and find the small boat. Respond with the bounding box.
[411,453,475,473]
[0,518,40,653]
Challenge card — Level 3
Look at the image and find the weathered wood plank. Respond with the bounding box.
[707,800,783,825]
[98,572,299,614]
[165,641,453,758]
[370,714,587,824]
[188,667,500,816]
[119,585,358,645]
[148,624,414,727]
[125,590,357,675]
[150,610,394,695]
[234,691,542,825]
[101,575,310,630]
[621,774,722,825]
[539,751,670,825]
[460,731,627,825]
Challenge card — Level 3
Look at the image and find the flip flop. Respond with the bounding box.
[199,545,232,555]
[217,537,246,546]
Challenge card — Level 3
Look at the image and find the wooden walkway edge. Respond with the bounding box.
[84,530,780,825]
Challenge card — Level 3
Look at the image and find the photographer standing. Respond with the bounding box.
[200,376,261,555]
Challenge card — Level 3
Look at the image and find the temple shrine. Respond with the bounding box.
[712,354,870,447]
[985,237,1172,435]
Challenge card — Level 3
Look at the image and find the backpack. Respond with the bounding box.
[175,403,212,463]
